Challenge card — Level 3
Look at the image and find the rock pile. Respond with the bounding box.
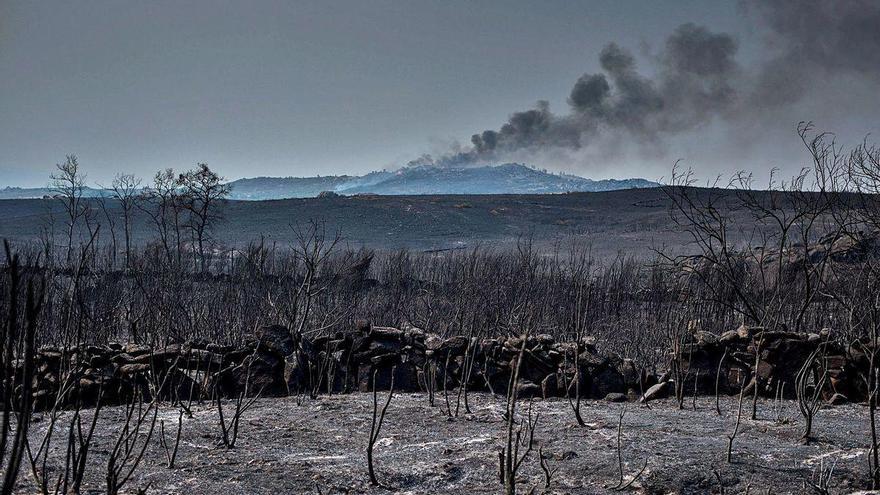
[14,322,877,410]
[668,325,876,403]
[17,322,650,410]
[284,322,650,400]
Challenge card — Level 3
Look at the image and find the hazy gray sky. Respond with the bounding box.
[1,1,878,187]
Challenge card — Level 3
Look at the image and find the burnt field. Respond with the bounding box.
[0,187,756,258]
[5,0,880,491]
[17,394,873,494]
[2,139,880,494]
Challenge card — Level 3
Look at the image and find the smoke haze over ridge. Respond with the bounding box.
[413,0,880,176]
[1,0,878,186]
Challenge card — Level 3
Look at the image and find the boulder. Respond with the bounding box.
[640,381,670,402]
[604,392,628,403]
[590,365,625,398]
[518,351,558,386]
[616,358,640,390]
[578,350,608,369]
[124,344,152,357]
[156,368,202,402]
[692,331,719,346]
[365,337,405,357]
[179,349,224,371]
[438,336,469,354]
[221,350,285,397]
[111,353,137,365]
[515,380,542,398]
[358,362,419,392]
[355,319,371,333]
[424,333,443,352]
[118,363,151,377]
[370,326,405,340]
[541,373,560,399]
[284,352,310,394]
[736,325,754,340]
[255,325,295,356]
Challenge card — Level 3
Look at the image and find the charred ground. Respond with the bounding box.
[0,187,762,258]
[18,394,873,494]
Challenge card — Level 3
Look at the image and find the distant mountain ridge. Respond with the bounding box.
[0,163,659,200]
[226,163,658,199]
[0,186,109,200]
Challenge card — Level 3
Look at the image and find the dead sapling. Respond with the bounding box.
[499,400,539,495]
[367,366,396,486]
[608,405,648,491]
[455,333,478,416]
[159,409,185,468]
[106,391,160,495]
[215,367,263,449]
[64,387,105,494]
[773,381,787,424]
[867,366,879,489]
[715,347,728,416]
[749,328,768,421]
[562,345,587,427]
[806,456,837,495]
[671,333,694,410]
[727,385,746,463]
[420,359,436,406]
[795,346,828,443]
[23,371,81,495]
[692,370,701,411]
[499,336,539,495]
[310,340,335,399]
[480,353,498,396]
[1,252,43,494]
[442,351,453,417]
[538,445,560,490]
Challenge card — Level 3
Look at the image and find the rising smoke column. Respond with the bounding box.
[420,0,880,168]
[746,0,880,107]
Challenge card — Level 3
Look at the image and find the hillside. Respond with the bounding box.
[0,185,108,199]
[2,164,657,200]
[226,163,657,199]
[0,187,763,259]
[224,175,356,200]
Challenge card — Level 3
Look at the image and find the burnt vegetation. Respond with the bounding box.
[1,126,880,492]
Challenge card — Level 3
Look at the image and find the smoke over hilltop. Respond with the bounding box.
[411,0,880,170]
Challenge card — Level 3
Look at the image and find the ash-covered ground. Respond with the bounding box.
[19,393,876,494]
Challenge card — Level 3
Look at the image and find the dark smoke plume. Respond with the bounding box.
[746,0,880,107]
[413,0,880,169]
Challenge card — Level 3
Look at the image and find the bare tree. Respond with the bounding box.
[111,173,143,268]
[179,164,230,272]
[49,155,90,265]
[139,168,185,266]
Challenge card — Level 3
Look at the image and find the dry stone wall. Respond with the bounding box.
[15,322,877,410]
